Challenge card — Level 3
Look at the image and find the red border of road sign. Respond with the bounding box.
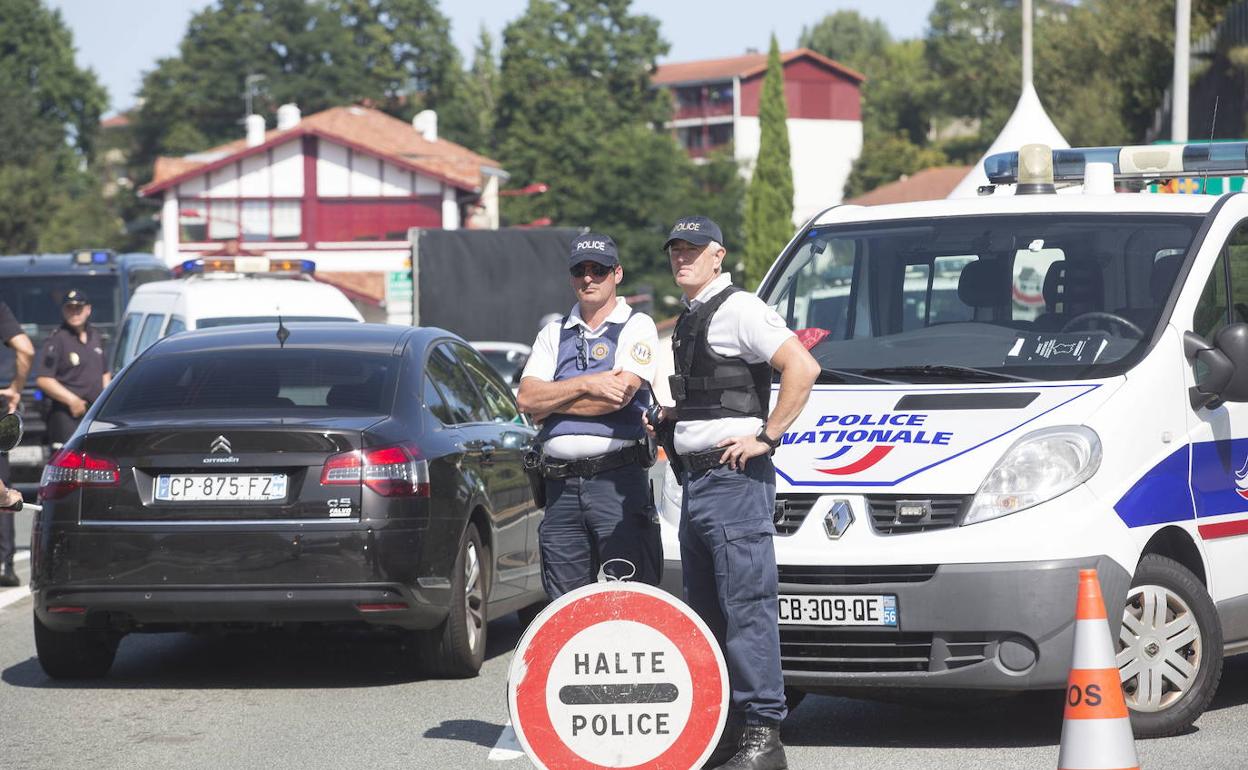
[513,587,726,769]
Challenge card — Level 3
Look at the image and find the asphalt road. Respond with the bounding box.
[2,546,1247,770]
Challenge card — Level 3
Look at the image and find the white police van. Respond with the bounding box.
[657,142,1248,737]
[113,256,363,370]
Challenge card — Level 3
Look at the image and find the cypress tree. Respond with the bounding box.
[743,34,794,288]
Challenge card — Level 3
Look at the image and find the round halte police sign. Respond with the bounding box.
[508,582,728,769]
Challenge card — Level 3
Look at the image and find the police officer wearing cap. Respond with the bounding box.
[34,290,111,450]
[517,233,663,598]
[647,216,818,770]
[0,299,34,587]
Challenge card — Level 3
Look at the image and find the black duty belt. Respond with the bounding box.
[679,447,727,473]
[541,443,650,480]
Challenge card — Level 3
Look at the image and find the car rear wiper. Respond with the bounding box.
[817,367,902,384]
[857,365,1034,383]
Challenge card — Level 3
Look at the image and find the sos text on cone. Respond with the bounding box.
[1057,568,1140,770]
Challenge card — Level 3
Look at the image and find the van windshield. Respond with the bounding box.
[763,214,1202,382]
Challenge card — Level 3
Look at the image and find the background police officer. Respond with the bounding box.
[0,299,34,587]
[517,233,662,598]
[34,290,110,450]
[649,216,818,770]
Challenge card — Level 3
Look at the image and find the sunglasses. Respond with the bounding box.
[570,263,614,279]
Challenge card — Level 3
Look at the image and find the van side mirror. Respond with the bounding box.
[1184,324,1248,408]
[0,413,22,452]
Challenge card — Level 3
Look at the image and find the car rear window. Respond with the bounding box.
[98,349,396,417]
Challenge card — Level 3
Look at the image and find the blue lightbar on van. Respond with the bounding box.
[984,141,1248,185]
[173,256,316,278]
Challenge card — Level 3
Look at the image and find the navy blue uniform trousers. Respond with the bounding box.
[679,455,787,725]
[539,463,662,598]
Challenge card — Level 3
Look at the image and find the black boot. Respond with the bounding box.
[702,714,744,768]
[0,566,18,588]
[712,724,787,770]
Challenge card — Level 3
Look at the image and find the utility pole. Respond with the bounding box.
[1022,0,1033,89]
[1173,0,1191,142]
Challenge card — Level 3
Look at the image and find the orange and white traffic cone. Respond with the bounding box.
[1057,568,1140,770]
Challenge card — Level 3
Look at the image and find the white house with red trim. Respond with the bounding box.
[140,104,506,291]
[652,48,864,224]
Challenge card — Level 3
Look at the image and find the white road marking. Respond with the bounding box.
[0,551,32,609]
[488,721,526,762]
[0,586,29,610]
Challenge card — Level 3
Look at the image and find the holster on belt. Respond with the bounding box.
[648,409,684,486]
[522,446,547,508]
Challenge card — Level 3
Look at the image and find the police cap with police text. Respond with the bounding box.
[569,233,619,267]
[62,289,90,306]
[663,216,724,251]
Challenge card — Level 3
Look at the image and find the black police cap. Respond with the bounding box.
[663,216,724,251]
[62,289,89,306]
[569,233,620,267]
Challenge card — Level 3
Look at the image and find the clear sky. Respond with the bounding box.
[47,0,937,114]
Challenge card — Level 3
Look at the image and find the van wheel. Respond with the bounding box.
[417,525,489,678]
[1119,555,1222,738]
[33,614,119,679]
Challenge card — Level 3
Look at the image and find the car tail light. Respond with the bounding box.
[40,448,120,500]
[320,444,429,497]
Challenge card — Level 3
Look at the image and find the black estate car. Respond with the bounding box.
[30,323,545,678]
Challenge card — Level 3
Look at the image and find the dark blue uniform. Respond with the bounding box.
[534,311,661,597]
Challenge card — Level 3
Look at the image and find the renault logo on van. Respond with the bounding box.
[210,435,232,454]
[823,500,854,539]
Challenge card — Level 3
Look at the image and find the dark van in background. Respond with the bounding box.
[0,251,170,481]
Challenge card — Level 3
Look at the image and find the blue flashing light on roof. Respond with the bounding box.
[74,249,115,266]
[984,141,1248,186]
[172,255,315,278]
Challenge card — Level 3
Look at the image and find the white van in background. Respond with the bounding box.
[113,257,363,370]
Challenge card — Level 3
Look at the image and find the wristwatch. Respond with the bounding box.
[756,428,781,452]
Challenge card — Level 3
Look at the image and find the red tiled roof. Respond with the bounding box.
[142,105,501,196]
[652,47,865,86]
[101,113,131,129]
[846,166,972,206]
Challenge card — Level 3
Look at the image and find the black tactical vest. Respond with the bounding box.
[669,286,772,422]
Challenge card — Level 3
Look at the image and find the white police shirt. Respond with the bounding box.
[673,273,795,455]
[522,299,659,460]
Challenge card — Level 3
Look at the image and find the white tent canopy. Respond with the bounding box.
[947,83,1070,199]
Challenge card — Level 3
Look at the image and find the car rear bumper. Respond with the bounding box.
[31,518,462,632]
[34,582,446,632]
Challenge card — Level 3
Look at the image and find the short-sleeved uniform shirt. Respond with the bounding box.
[673,273,795,454]
[523,300,659,460]
[34,324,109,404]
[0,302,20,345]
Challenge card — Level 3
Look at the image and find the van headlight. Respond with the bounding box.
[963,426,1101,526]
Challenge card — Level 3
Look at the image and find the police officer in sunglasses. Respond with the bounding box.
[516,234,662,598]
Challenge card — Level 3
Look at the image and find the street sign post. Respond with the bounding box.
[508,582,728,769]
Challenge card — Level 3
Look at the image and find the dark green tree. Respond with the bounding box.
[133,0,464,172]
[493,0,723,303]
[0,0,114,252]
[440,26,500,154]
[845,133,948,199]
[798,10,891,73]
[743,35,793,289]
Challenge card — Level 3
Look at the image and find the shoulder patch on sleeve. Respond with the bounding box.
[630,341,653,366]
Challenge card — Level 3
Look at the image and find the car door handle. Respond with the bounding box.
[478,443,497,464]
